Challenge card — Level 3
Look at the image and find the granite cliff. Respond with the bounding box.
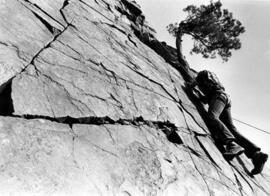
[0,0,270,195]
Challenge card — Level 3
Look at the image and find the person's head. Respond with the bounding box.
[196,70,209,84]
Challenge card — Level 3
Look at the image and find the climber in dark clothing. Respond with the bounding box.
[186,70,268,175]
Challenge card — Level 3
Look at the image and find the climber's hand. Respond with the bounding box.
[184,81,196,90]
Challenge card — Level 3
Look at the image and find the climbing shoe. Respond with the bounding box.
[223,141,245,161]
[251,152,268,175]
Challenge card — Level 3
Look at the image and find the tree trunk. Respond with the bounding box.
[175,32,194,82]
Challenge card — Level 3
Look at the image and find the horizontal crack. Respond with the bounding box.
[8,114,183,144]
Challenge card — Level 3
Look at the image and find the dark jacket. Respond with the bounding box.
[192,70,226,103]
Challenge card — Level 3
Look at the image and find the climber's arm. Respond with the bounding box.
[185,80,208,104]
[194,89,208,104]
[185,79,197,90]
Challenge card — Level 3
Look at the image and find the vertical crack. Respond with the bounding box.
[102,125,116,144]
[42,82,56,118]
[69,126,80,168]
[100,62,119,85]
[233,173,244,196]
[186,147,213,196]
[178,102,213,195]
[60,0,70,25]
[230,165,254,193]
[194,135,221,170]
[109,93,123,110]
[130,88,139,111]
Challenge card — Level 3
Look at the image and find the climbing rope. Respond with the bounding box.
[233,118,270,135]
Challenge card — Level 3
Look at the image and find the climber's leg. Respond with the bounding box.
[208,94,244,160]
[220,99,260,158]
[220,100,268,174]
[208,95,235,143]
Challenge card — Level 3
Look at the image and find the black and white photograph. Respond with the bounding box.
[0,0,269,195]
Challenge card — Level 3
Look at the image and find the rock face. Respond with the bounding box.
[0,0,270,195]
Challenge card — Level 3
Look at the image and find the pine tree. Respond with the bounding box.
[167,1,245,71]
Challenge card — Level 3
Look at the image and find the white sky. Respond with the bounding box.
[136,0,270,161]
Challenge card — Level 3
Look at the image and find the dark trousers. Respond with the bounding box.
[208,93,260,158]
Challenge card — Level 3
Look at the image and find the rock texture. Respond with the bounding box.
[0,0,270,195]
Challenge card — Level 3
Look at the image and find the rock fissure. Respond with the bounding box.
[60,0,70,24]
[46,45,83,64]
[0,41,29,62]
[102,125,116,144]
[7,114,179,135]
[233,173,245,196]
[37,55,88,75]
[39,72,92,115]
[205,174,242,196]
[56,40,82,59]
[230,165,255,193]
[0,80,14,116]
[68,127,80,168]
[18,23,71,77]
[232,158,270,195]
[195,136,221,169]
[100,21,128,36]
[1,0,270,195]
[43,83,57,118]
[77,0,114,23]
[109,93,124,109]
[99,0,113,13]
[18,0,65,28]
[178,105,208,134]
[186,148,213,196]
[124,62,179,103]
[91,142,119,158]
[100,62,119,85]
[130,88,139,111]
[31,10,60,35]
[92,61,177,103]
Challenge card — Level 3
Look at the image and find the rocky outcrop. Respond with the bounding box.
[0,0,269,195]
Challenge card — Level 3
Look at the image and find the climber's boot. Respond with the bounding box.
[223,141,245,161]
[251,152,268,175]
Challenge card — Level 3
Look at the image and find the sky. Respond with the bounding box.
[136,0,270,160]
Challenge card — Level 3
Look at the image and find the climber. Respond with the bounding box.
[185,70,268,175]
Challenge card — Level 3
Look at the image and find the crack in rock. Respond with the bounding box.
[186,146,214,196]
[0,80,14,116]
[18,0,65,29]
[18,23,72,77]
[77,0,114,23]
[194,136,221,170]
[31,9,61,35]
[60,0,70,24]
[234,173,245,196]
[7,114,183,145]
[0,41,29,62]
